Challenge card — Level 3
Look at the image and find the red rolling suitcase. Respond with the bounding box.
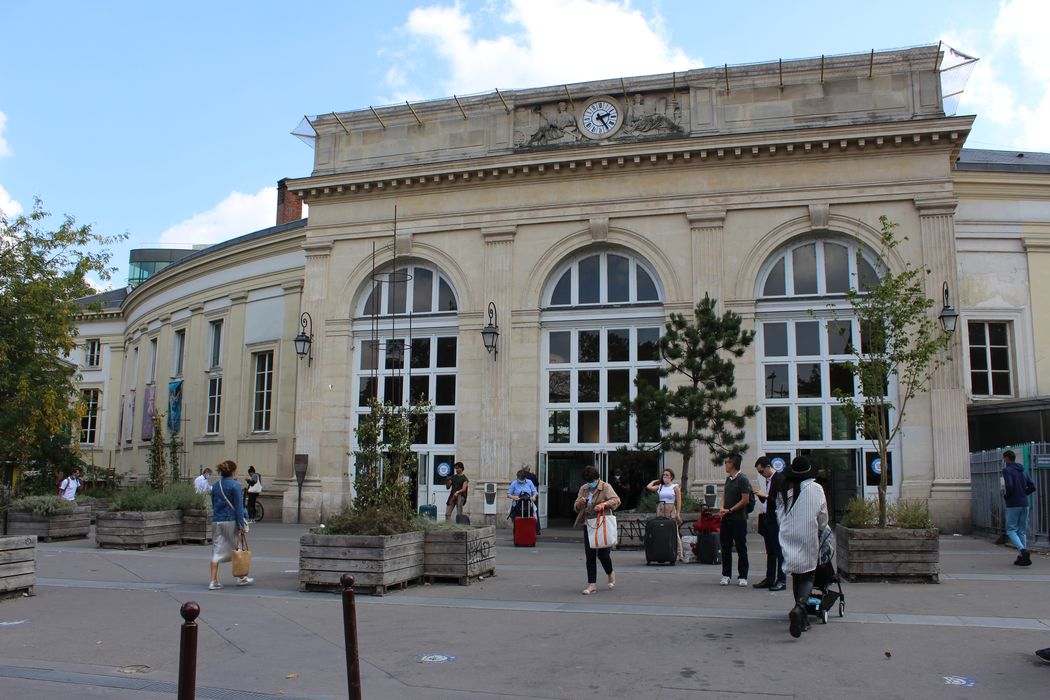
[513,499,538,547]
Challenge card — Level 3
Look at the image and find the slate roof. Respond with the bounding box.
[957,148,1050,173]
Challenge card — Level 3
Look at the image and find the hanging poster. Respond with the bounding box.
[167,380,183,434]
[142,385,156,440]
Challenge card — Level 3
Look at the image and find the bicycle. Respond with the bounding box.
[243,492,264,522]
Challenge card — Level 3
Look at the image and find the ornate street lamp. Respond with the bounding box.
[480,302,499,359]
[294,311,314,365]
[938,281,959,333]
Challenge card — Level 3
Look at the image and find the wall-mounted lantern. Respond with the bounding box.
[294,311,314,365]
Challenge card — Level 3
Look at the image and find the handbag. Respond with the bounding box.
[586,512,618,549]
[248,478,262,494]
[232,531,252,577]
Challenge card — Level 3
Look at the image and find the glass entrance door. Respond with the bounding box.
[543,451,594,523]
[537,453,548,529]
[416,451,457,519]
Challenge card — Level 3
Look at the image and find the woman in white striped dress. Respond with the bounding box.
[776,456,828,638]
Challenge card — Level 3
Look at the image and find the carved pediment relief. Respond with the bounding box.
[514,91,686,149]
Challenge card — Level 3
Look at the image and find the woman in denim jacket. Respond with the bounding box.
[209,459,253,590]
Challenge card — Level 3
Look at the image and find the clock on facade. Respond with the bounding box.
[579,97,622,139]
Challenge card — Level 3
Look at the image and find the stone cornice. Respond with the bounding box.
[914,195,958,216]
[288,117,975,203]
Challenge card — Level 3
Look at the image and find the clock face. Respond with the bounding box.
[580,98,620,138]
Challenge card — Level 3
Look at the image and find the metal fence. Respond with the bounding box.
[969,442,1049,550]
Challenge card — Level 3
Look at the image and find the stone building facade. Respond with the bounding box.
[74,46,1050,533]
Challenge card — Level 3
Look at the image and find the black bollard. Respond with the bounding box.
[341,574,362,700]
[178,602,200,700]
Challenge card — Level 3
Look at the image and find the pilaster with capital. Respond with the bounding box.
[915,197,970,527]
[687,209,728,486]
[480,227,515,484]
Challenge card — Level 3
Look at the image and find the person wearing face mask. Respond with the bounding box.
[507,468,538,520]
[574,465,621,595]
[647,468,684,561]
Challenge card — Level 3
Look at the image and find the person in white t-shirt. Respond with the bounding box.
[58,467,82,501]
[194,468,213,494]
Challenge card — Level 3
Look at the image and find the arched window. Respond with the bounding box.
[759,238,879,298]
[540,249,664,449]
[546,251,660,307]
[754,236,895,514]
[358,264,458,317]
[352,262,459,456]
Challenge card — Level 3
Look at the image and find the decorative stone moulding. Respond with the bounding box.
[291,125,968,203]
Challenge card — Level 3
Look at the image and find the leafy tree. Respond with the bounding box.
[0,201,122,470]
[623,294,758,496]
[348,399,431,529]
[167,432,183,485]
[146,412,167,491]
[834,216,954,527]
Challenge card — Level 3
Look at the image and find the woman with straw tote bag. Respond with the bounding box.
[208,460,254,590]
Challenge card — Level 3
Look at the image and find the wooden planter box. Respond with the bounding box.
[0,535,36,598]
[96,510,183,550]
[299,530,424,595]
[836,525,940,583]
[181,509,212,544]
[424,526,496,584]
[7,505,91,541]
[615,511,700,550]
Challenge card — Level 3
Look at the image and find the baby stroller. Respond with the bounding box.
[804,525,845,624]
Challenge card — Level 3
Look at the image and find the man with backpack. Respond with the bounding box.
[718,453,751,587]
[1001,449,1036,566]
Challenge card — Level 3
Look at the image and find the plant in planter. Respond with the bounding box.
[836,497,939,581]
[830,217,954,581]
[299,399,430,594]
[833,216,955,527]
[6,494,90,541]
[96,483,204,549]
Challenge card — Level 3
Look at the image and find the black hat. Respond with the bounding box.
[787,456,815,481]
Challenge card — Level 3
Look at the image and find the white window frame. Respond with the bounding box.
[84,339,101,368]
[208,319,224,370]
[206,376,222,434]
[545,250,662,307]
[172,328,186,377]
[251,350,275,433]
[80,388,101,444]
[966,320,1014,398]
[148,337,158,385]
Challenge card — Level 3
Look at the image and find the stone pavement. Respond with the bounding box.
[1,521,1047,699]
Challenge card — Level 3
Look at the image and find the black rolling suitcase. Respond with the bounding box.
[644,516,678,565]
[695,532,721,565]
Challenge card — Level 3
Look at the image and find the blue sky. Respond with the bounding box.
[1,1,1046,290]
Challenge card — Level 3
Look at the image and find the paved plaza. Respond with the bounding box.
[0,521,1047,699]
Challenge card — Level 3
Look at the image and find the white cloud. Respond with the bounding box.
[158,187,277,246]
[0,111,11,158]
[950,0,1050,151]
[0,184,22,218]
[397,0,701,97]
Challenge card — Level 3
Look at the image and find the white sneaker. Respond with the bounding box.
[208,581,222,590]
[237,577,254,586]
[738,578,748,587]
[719,576,731,586]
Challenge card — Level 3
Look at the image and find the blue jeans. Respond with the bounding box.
[1005,506,1029,552]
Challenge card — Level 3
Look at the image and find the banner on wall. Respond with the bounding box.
[142,385,156,440]
[167,380,183,434]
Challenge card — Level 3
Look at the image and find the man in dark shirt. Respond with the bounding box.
[445,462,469,521]
[753,456,787,591]
[718,453,751,587]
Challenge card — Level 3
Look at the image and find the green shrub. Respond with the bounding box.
[109,484,205,513]
[839,497,879,529]
[889,499,934,529]
[633,491,706,513]
[318,507,422,536]
[9,495,76,517]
